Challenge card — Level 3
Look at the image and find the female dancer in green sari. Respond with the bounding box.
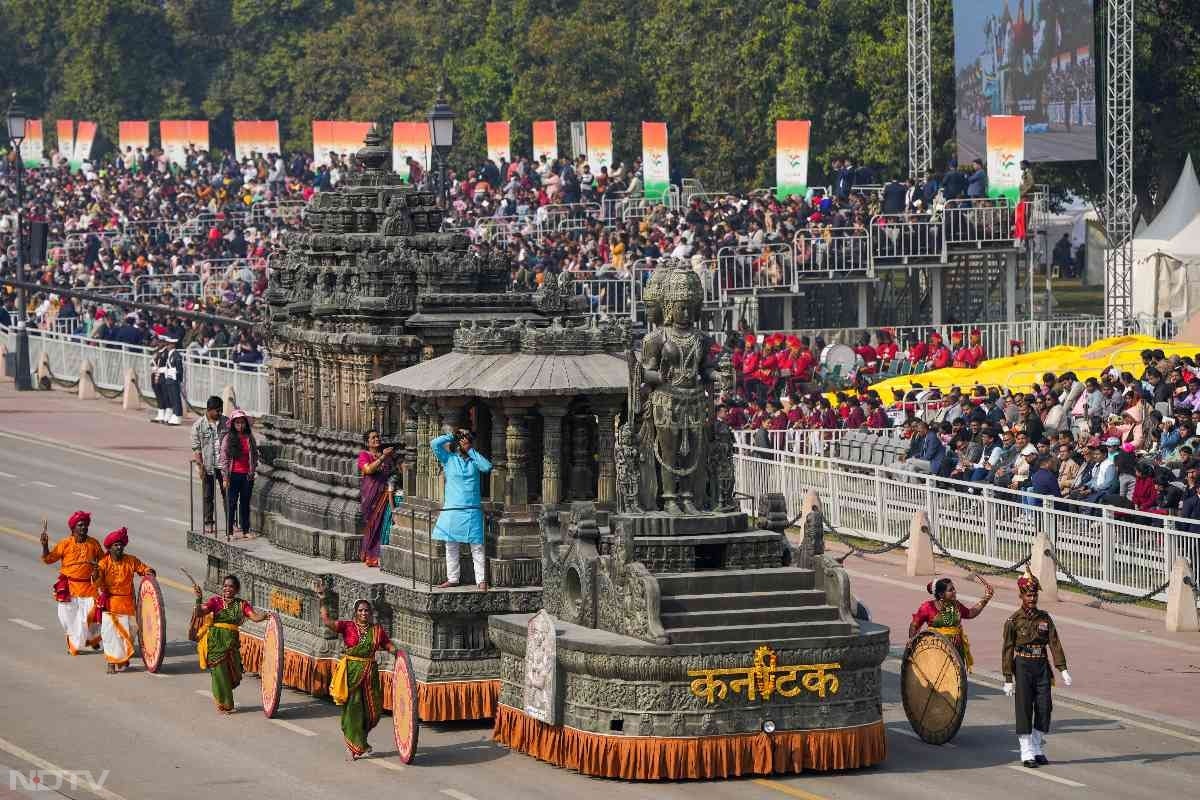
[193,575,269,714]
[316,582,399,759]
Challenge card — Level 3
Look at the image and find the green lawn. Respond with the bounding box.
[1048,277,1104,317]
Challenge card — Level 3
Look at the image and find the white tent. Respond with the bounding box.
[1133,156,1200,319]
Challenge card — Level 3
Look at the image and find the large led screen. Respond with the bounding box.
[954,0,1097,163]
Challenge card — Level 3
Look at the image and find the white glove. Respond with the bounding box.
[1003,682,1014,697]
[1061,670,1072,687]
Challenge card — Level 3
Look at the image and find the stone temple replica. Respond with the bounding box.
[188,130,887,779]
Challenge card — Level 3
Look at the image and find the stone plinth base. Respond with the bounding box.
[492,704,886,780]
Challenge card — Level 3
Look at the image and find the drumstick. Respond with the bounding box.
[180,568,201,591]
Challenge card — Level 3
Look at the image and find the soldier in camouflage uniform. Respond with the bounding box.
[1001,569,1072,768]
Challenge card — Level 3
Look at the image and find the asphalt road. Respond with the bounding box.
[1,432,1198,800]
[955,124,1098,164]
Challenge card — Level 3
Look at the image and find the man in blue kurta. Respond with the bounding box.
[432,430,493,591]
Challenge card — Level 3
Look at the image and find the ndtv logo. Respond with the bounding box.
[9,769,111,792]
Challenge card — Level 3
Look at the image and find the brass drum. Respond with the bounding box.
[901,631,967,744]
[392,649,419,764]
[261,612,284,718]
[136,576,166,673]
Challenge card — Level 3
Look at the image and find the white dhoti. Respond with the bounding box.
[100,612,136,666]
[57,596,99,654]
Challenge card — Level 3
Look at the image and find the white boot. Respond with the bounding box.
[154,408,166,422]
[167,412,182,426]
[1031,729,1048,764]
[1018,734,1037,766]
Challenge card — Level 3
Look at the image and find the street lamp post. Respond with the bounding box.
[6,102,31,390]
[427,94,455,207]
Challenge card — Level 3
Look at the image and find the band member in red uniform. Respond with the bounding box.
[927,332,953,370]
[865,398,889,428]
[965,329,986,367]
[854,332,879,374]
[950,330,970,367]
[742,335,763,402]
[724,399,748,429]
[844,396,867,428]
[906,334,928,365]
[755,335,782,401]
[875,328,898,370]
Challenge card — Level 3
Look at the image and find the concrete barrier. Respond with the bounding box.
[905,510,935,576]
[1029,531,1059,602]
[78,359,97,400]
[1165,558,1199,633]
[122,368,141,410]
[35,352,50,387]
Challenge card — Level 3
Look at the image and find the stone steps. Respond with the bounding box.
[655,567,815,596]
[666,620,851,645]
[661,604,840,630]
[659,588,827,613]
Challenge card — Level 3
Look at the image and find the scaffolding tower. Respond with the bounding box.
[907,0,933,180]
[1104,0,1135,329]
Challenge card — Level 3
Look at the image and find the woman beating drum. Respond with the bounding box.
[908,573,994,672]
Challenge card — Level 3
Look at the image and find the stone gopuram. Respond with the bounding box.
[489,259,890,780]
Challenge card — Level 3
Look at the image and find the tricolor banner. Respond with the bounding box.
[312,121,371,166]
[641,122,669,201]
[159,120,209,165]
[585,121,612,173]
[392,121,430,183]
[986,115,1025,207]
[73,122,97,172]
[485,121,510,165]
[56,120,75,164]
[18,119,43,167]
[233,120,280,160]
[775,120,811,201]
[118,121,150,154]
[532,120,558,164]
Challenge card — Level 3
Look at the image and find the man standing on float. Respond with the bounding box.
[432,429,492,591]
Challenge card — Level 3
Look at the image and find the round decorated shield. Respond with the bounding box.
[901,630,968,745]
[261,612,284,718]
[136,576,166,673]
[392,649,419,764]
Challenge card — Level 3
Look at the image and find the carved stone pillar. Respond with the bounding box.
[595,406,617,505]
[504,411,529,507]
[414,401,431,500]
[567,414,594,500]
[489,406,508,503]
[401,397,418,498]
[540,404,569,507]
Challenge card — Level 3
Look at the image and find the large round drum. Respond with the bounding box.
[392,649,419,764]
[261,612,284,718]
[901,630,968,745]
[136,576,166,674]
[820,342,857,373]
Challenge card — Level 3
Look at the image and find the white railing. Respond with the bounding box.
[733,447,1200,601]
[2,325,268,416]
[732,426,903,456]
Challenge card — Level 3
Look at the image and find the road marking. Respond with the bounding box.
[72,491,101,500]
[163,517,189,526]
[1005,764,1086,787]
[369,759,406,772]
[269,719,318,737]
[27,481,55,488]
[0,429,187,481]
[440,791,482,800]
[0,734,131,800]
[888,725,956,747]
[8,618,44,630]
[115,504,145,514]
[751,780,830,800]
[0,470,15,478]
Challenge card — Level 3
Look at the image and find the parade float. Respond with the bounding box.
[488,260,890,779]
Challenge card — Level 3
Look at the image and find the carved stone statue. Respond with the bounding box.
[614,421,644,513]
[639,261,717,514]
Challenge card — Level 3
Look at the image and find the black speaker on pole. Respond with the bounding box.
[28,222,49,267]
